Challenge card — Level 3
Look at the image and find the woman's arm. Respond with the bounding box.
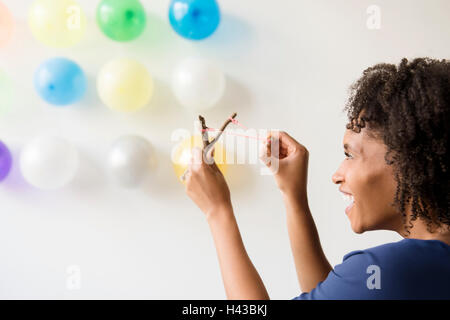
[207,205,269,300]
[260,131,332,292]
[283,192,332,292]
[185,147,269,300]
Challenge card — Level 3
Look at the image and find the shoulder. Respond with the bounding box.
[292,239,450,300]
[343,238,450,264]
[340,238,450,280]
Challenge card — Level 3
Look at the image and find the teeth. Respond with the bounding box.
[341,193,354,204]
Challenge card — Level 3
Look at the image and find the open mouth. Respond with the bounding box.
[341,193,355,214]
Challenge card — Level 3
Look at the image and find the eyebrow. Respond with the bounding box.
[344,143,362,155]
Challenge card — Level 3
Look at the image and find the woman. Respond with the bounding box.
[184,57,450,300]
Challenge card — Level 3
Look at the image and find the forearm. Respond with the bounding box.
[283,192,332,293]
[206,207,270,300]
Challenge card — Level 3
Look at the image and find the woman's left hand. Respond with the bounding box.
[185,147,233,219]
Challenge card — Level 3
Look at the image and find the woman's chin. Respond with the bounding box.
[349,213,366,234]
[351,223,366,234]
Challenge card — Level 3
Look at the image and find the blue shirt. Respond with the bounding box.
[292,239,450,300]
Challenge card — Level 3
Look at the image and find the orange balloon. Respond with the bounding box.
[0,1,14,47]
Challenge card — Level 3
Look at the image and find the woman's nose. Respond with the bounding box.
[332,171,343,184]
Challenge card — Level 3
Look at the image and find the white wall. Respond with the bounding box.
[0,0,448,299]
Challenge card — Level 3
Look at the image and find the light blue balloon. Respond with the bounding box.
[169,0,220,40]
[34,57,87,106]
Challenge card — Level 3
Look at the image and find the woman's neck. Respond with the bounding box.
[402,218,450,245]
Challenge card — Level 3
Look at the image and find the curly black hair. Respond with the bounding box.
[343,57,449,234]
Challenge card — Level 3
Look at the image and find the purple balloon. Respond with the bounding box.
[0,140,12,182]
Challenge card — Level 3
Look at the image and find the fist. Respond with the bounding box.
[185,147,232,219]
[260,131,309,197]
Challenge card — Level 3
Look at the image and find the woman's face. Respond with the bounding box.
[332,128,403,234]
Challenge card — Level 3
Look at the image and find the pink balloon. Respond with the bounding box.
[0,1,14,47]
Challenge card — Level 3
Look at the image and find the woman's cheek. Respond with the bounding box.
[355,165,398,230]
[346,165,378,232]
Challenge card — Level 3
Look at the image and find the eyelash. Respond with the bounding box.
[344,152,353,159]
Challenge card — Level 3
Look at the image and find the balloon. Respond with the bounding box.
[34,57,87,106]
[172,57,225,111]
[0,1,14,47]
[0,69,13,115]
[97,0,147,42]
[169,0,220,40]
[107,135,154,188]
[172,134,227,184]
[97,58,153,112]
[20,136,79,190]
[28,0,87,48]
[0,140,12,182]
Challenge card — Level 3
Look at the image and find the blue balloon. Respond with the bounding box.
[34,57,87,106]
[169,0,220,40]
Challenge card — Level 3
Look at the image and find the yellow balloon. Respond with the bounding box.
[172,135,228,184]
[28,0,86,48]
[97,58,154,112]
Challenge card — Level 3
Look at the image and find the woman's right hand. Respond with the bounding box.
[259,131,310,198]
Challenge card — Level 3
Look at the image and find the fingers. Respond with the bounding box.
[189,147,203,171]
[202,144,216,166]
[259,139,272,166]
[180,168,190,182]
[269,131,298,156]
[273,131,297,150]
[206,145,215,159]
[189,146,217,171]
[259,131,300,166]
[185,148,201,185]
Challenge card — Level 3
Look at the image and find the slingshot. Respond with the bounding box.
[180,112,270,182]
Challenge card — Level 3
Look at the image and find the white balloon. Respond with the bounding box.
[172,57,226,111]
[107,135,154,188]
[20,136,79,190]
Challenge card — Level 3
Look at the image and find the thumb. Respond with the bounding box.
[277,131,297,149]
[190,147,203,170]
[206,145,215,160]
[270,131,299,158]
[259,140,271,166]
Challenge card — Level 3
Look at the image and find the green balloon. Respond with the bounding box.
[97,0,147,42]
[0,69,13,115]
